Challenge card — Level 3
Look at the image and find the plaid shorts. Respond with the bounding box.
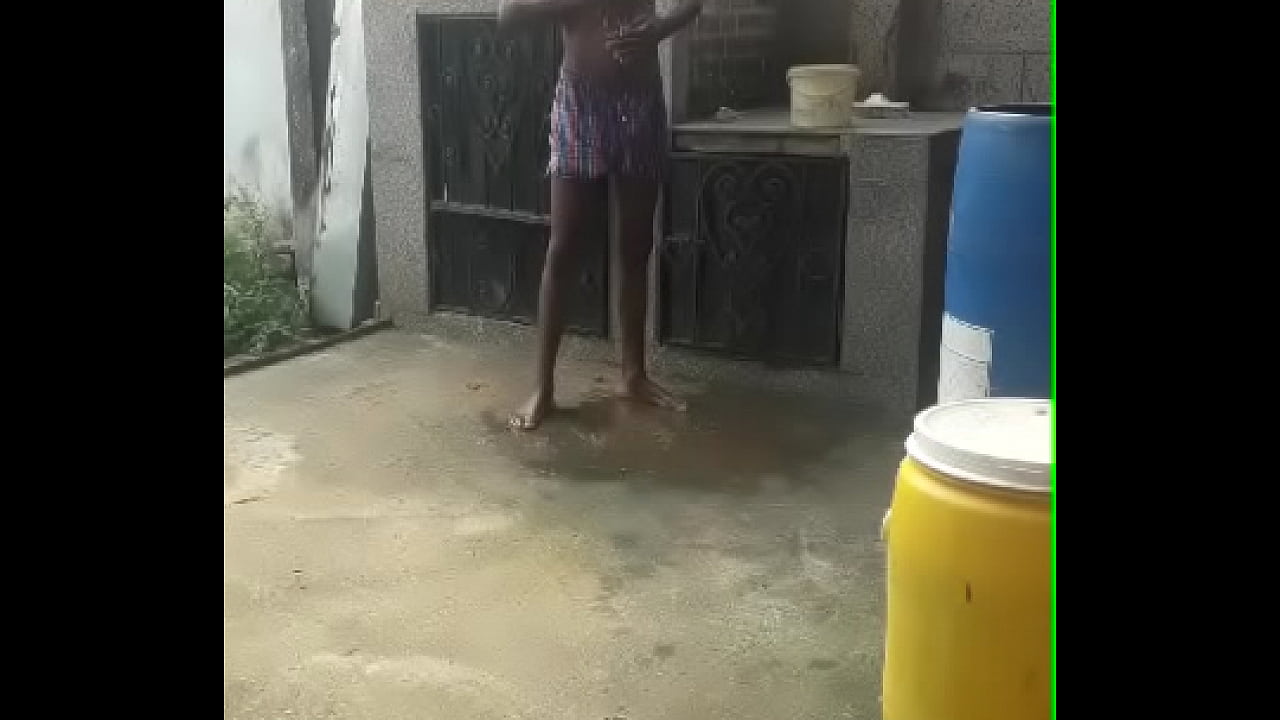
[546,70,669,181]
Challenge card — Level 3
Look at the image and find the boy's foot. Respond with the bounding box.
[510,389,555,431]
[618,376,687,412]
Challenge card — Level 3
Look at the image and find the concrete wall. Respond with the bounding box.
[312,0,376,329]
[224,0,295,218]
[280,0,321,278]
[226,0,376,328]
[365,0,502,323]
[851,0,1049,109]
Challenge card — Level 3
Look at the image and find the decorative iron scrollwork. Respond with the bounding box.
[420,17,605,335]
[661,155,846,364]
[461,28,522,173]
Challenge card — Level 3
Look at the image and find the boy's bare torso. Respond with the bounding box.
[559,0,660,82]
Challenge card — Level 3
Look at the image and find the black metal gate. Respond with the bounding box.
[418,16,608,335]
[660,153,847,365]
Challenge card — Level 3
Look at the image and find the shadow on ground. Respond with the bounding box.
[479,371,901,496]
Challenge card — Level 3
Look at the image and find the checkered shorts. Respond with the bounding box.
[546,70,669,181]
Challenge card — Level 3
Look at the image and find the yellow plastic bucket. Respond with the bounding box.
[786,64,860,127]
[882,398,1052,720]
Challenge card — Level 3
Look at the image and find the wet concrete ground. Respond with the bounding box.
[224,330,906,719]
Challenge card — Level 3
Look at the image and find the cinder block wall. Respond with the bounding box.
[851,0,1050,110]
[685,0,783,118]
[682,0,854,119]
[679,0,1049,119]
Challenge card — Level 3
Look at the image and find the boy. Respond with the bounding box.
[498,0,705,430]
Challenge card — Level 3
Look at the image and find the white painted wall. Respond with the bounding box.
[310,0,371,329]
[224,0,293,216]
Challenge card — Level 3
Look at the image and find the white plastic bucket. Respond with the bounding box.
[786,64,860,128]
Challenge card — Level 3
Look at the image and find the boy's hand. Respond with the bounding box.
[605,14,664,64]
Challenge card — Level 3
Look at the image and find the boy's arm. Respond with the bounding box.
[605,1,704,62]
[655,0,705,40]
[498,0,591,31]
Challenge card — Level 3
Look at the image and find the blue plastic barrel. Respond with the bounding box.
[937,104,1052,403]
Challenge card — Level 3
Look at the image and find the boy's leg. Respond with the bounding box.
[511,177,604,430]
[615,175,686,411]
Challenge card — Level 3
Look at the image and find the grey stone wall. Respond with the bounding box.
[851,0,1049,110]
[280,0,320,280]
[839,130,958,413]
[365,0,501,322]
[848,0,898,97]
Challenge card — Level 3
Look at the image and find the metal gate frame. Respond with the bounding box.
[416,14,609,336]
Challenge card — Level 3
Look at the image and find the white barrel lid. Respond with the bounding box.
[905,398,1052,493]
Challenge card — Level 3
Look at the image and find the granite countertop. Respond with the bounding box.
[672,107,964,137]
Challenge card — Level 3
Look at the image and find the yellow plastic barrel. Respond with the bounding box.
[882,398,1051,720]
